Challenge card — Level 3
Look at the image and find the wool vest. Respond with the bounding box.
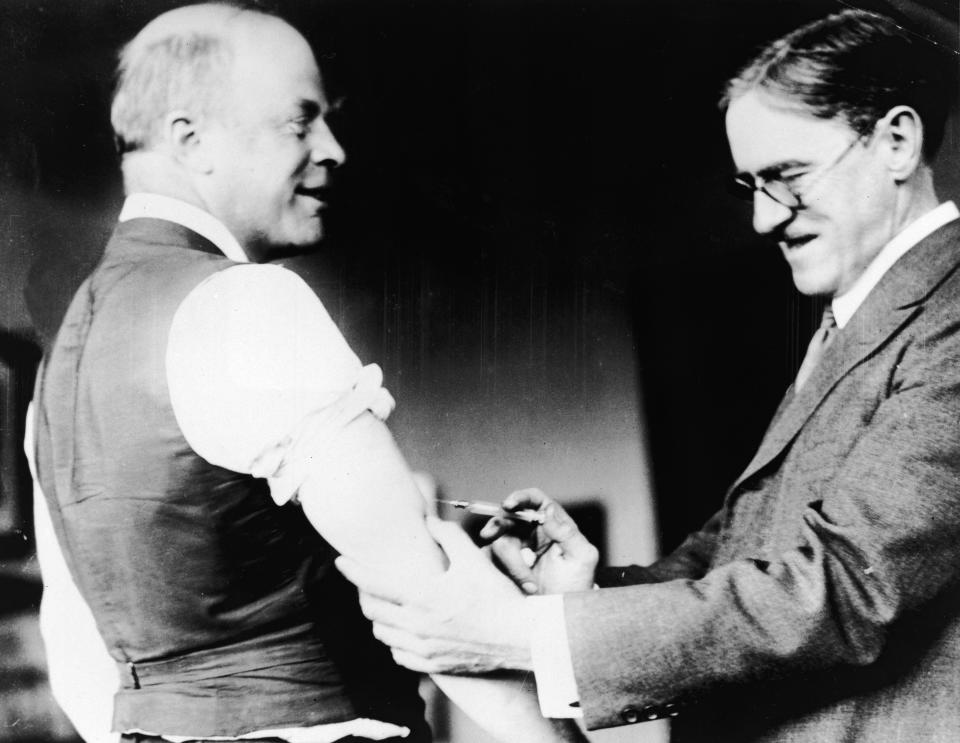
[34,218,427,738]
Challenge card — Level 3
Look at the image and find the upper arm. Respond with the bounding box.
[811,320,960,615]
[166,263,443,573]
[166,263,362,473]
[297,412,445,576]
[596,509,724,587]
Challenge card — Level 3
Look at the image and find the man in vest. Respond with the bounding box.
[340,8,960,742]
[30,3,585,742]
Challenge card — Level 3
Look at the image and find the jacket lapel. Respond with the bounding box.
[727,219,960,496]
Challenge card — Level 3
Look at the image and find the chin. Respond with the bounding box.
[296,229,325,249]
[789,266,838,297]
[275,222,324,250]
[292,216,325,244]
[282,231,326,257]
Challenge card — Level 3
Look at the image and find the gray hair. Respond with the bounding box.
[721,9,955,162]
[110,2,277,153]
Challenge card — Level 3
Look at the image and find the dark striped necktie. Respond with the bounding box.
[795,306,838,392]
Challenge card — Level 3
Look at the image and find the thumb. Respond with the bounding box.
[540,502,597,562]
[425,515,484,563]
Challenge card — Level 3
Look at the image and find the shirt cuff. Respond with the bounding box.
[250,363,395,505]
[528,595,583,719]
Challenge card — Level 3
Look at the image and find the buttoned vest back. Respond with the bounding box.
[34,219,427,739]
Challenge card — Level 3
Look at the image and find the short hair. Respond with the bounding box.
[110,2,279,154]
[721,9,956,161]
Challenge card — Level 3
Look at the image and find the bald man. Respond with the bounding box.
[29,4,584,743]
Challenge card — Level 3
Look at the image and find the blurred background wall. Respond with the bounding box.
[0,0,956,741]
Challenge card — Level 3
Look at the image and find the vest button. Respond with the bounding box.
[621,706,641,723]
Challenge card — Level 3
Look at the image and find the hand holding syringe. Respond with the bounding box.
[437,499,545,524]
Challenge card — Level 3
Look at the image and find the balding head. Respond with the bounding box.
[113,2,345,256]
[111,2,287,154]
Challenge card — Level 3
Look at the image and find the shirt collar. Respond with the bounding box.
[832,201,959,328]
[118,193,249,263]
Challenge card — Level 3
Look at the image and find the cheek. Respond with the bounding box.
[238,144,299,192]
[812,183,873,240]
[851,164,891,216]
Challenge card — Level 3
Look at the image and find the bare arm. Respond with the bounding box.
[297,412,587,743]
[166,265,586,741]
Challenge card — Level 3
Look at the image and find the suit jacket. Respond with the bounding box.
[565,219,960,741]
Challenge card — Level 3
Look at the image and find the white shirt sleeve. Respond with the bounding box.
[528,594,583,719]
[28,263,404,743]
[25,404,121,743]
[166,264,393,505]
[167,262,562,739]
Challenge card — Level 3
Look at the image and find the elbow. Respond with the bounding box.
[757,546,895,669]
[826,563,897,667]
[802,507,901,666]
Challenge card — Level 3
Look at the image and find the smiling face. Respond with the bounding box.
[199,16,345,257]
[725,90,896,297]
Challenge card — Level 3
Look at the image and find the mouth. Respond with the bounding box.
[294,185,331,207]
[780,234,816,251]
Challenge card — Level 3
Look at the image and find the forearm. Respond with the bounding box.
[566,547,871,730]
[300,416,583,740]
[596,509,724,588]
[568,425,960,728]
[432,674,588,743]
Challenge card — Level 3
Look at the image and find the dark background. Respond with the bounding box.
[4,0,956,554]
[0,1,956,740]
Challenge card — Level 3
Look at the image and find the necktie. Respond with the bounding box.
[794,306,837,392]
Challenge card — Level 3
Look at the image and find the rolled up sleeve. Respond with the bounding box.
[166,263,392,504]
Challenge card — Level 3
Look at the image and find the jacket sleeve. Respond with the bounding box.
[596,509,724,587]
[565,312,960,730]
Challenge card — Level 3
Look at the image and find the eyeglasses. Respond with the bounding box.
[730,135,865,210]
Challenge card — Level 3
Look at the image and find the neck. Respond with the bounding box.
[890,167,940,236]
[121,152,210,212]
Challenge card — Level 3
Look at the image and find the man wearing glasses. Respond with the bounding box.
[340,9,960,742]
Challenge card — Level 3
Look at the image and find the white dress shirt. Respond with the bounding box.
[832,201,960,328]
[528,200,960,718]
[30,193,407,743]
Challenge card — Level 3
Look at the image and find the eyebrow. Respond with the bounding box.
[293,96,346,121]
[295,99,322,121]
[740,159,810,181]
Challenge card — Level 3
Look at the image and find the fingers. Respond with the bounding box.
[370,619,428,654]
[335,556,406,604]
[369,620,479,675]
[478,514,513,543]
[491,537,539,595]
[539,501,598,564]
[369,622,439,673]
[389,648,436,674]
[503,487,550,512]
[478,488,550,542]
[478,515,538,545]
[357,590,409,626]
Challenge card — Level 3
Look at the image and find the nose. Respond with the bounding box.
[309,118,346,168]
[752,189,794,235]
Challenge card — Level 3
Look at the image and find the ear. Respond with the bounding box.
[876,105,925,182]
[163,110,215,174]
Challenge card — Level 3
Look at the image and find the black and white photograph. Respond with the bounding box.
[0,0,958,742]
